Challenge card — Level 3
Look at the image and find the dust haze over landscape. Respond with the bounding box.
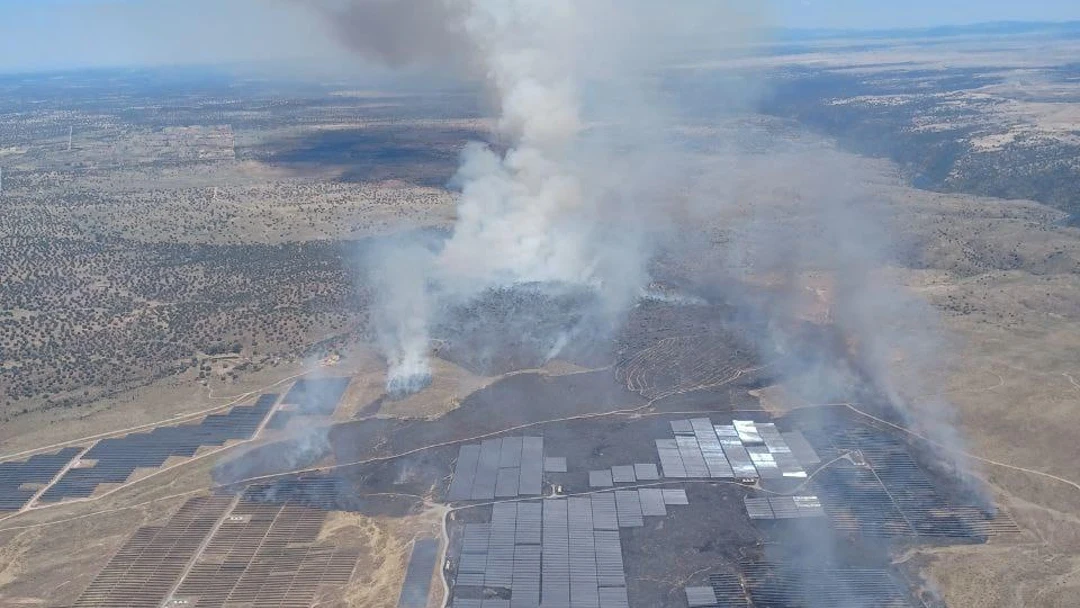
[2,1,1080,607]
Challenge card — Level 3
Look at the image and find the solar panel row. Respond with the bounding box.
[512,544,541,607]
[590,492,618,531]
[568,497,598,608]
[544,457,568,473]
[633,463,659,481]
[594,530,625,588]
[542,499,570,607]
[614,491,643,528]
[638,488,667,517]
[454,496,643,607]
[588,469,613,488]
[662,488,689,505]
[487,502,517,587]
[610,465,636,484]
[691,418,734,478]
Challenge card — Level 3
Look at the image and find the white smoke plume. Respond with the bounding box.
[306,0,720,391]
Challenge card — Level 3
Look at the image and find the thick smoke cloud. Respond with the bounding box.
[309,0,716,392]
[300,0,469,67]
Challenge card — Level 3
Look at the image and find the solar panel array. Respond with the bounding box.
[0,447,82,511]
[781,431,820,466]
[544,457,567,473]
[656,418,806,481]
[73,496,236,608]
[281,377,351,415]
[40,394,277,503]
[743,495,826,520]
[805,423,1020,539]
[452,491,686,608]
[73,495,359,608]
[588,469,613,488]
[171,501,359,607]
[586,462,660,489]
[706,562,914,607]
[447,437,545,501]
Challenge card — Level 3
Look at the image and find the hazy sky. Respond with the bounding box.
[0,0,1078,73]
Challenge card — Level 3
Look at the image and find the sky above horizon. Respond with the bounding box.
[0,0,1078,74]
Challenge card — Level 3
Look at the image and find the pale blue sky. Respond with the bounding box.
[0,0,1078,73]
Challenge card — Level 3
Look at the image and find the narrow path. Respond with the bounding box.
[1063,372,1080,392]
[161,494,240,604]
[23,445,93,511]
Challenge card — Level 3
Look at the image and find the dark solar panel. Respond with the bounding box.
[567,497,598,608]
[542,499,570,607]
[447,444,482,502]
[610,465,636,484]
[590,492,618,531]
[495,467,520,498]
[472,439,502,501]
[486,502,516,588]
[499,436,524,468]
[512,544,541,606]
[519,437,544,496]
[614,491,644,528]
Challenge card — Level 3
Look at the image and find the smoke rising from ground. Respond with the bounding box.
[310,0,734,391]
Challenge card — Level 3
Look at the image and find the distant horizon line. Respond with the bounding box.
[1,18,1077,78]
